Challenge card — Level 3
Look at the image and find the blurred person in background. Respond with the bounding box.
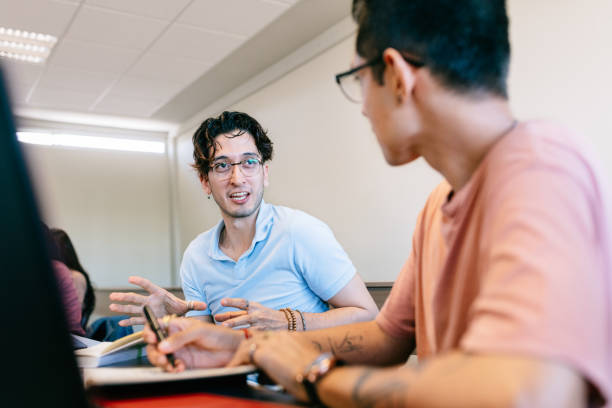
[51,228,96,329]
[42,224,84,336]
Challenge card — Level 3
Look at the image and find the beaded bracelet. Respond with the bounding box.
[288,308,297,331]
[281,308,297,331]
[280,308,292,330]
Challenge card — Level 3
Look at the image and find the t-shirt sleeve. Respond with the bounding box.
[376,254,417,339]
[460,165,610,403]
[291,213,356,301]
[179,251,211,317]
[375,182,447,341]
[375,202,429,340]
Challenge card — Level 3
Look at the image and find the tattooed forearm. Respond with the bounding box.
[351,369,410,408]
[311,340,324,352]
[351,369,374,405]
[328,332,364,355]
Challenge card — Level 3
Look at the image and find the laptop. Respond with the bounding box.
[0,66,89,407]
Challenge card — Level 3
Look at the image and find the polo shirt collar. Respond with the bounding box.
[208,200,274,261]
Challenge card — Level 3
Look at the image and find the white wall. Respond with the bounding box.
[174,38,442,283]
[21,124,173,288]
[508,0,612,172]
[174,0,612,283]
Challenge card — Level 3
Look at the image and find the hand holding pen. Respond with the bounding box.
[143,305,176,368]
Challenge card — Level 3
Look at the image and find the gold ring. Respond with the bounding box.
[187,300,194,310]
[248,343,257,364]
[161,314,176,329]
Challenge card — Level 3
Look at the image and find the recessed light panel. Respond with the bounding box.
[17,132,166,154]
[0,27,57,64]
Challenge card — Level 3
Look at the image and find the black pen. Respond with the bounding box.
[143,305,176,367]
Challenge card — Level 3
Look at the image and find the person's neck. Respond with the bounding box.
[218,207,260,261]
[418,92,516,193]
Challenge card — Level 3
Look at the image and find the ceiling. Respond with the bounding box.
[0,0,351,125]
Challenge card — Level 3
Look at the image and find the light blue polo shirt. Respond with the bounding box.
[181,201,356,319]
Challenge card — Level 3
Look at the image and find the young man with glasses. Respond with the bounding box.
[110,111,378,331]
[143,1,611,406]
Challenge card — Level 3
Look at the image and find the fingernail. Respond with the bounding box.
[159,341,169,350]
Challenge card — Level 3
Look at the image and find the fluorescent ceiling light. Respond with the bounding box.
[17,132,165,154]
[0,27,57,64]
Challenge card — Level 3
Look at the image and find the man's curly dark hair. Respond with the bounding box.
[192,111,273,180]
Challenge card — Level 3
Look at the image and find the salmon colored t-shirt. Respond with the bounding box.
[377,121,611,406]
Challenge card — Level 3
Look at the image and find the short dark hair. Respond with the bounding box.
[352,0,511,98]
[192,111,273,180]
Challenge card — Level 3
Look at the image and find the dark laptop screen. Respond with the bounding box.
[0,67,88,407]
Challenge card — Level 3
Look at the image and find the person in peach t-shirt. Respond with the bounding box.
[140,1,611,406]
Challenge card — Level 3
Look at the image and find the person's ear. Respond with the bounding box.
[200,174,212,195]
[263,163,269,187]
[382,48,416,105]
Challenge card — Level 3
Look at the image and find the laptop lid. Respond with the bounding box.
[0,66,89,407]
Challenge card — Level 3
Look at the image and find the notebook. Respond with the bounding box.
[75,331,147,368]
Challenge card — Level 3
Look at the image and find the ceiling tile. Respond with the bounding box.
[37,66,118,94]
[93,94,165,117]
[51,39,141,74]
[0,0,78,36]
[28,86,100,111]
[148,24,243,64]
[2,60,44,86]
[65,5,167,50]
[85,0,191,21]
[5,82,32,105]
[109,75,185,101]
[178,0,289,38]
[128,52,212,85]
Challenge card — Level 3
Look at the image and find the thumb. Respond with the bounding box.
[227,343,251,367]
[191,300,207,311]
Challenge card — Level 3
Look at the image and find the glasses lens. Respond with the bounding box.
[213,162,230,174]
[339,74,362,103]
[240,158,260,175]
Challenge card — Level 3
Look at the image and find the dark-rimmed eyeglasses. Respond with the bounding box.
[209,157,262,180]
[334,54,425,103]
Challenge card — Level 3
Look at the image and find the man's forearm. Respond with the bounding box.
[298,320,413,365]
[315,352,588,408]
[191,315,213,323]
[301,306,376,330]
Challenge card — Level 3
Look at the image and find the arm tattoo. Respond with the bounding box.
[351,369,409,408]
[351,369,374,404]
[328,332,364,355]
[311,340,324,352]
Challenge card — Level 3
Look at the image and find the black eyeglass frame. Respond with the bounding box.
[334,53,425,102]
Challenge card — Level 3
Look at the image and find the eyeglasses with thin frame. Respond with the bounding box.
[209,157,263,180]
[334,54,425,103]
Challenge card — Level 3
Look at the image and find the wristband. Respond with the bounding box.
[297,309,306,331]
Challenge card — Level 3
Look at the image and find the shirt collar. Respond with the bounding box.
[208,200,274,261]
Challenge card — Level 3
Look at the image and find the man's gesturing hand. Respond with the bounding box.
[214,298,289,331]
[109,276,207,326]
